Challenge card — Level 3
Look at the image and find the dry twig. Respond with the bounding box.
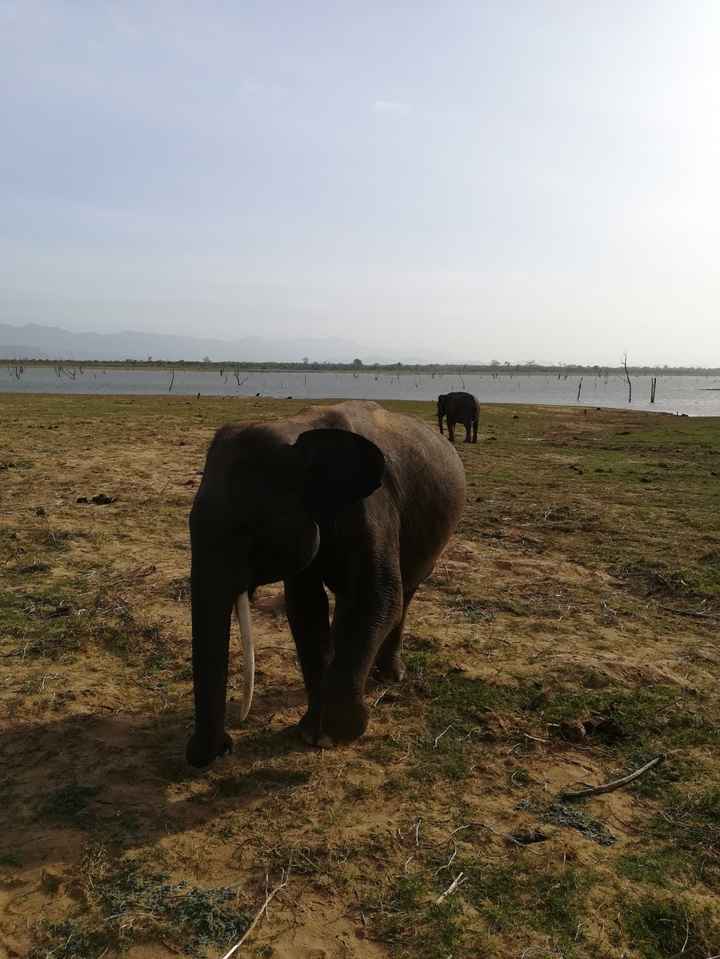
[559,754,664,801]
[218,868,290,958]
[435,871,466,904]
[433,724,453,748]
[434,846,457,876]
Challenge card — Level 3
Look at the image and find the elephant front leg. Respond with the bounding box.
[284,565,333,744]
[317,574,403,745]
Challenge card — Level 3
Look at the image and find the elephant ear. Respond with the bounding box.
[294,428,385,516]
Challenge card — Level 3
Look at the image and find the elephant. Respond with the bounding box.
[437,391,479,443]
[186,400,465,768]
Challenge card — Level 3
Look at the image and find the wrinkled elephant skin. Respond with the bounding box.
[187,400,465,768]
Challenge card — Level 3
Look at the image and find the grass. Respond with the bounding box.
[40,784,101,824]
[30,851,250,958]
[622,895,720,958]
[1,393,720,958]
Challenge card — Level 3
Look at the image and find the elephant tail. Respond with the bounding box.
[234,591,255,720]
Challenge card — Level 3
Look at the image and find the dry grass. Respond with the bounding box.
[1,394,720,958]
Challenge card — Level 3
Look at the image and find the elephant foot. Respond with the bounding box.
[296,698,369,747]
[324,697,369,743]
[372,654,406,684]
[296,710,333,749]
[186,730,233,768]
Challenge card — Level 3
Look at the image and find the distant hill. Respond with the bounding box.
[0,322,368,363]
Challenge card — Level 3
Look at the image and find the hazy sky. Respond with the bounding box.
[2,1,719,363]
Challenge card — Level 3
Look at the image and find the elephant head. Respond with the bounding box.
[186,424,385,768]
[437,394,448,432]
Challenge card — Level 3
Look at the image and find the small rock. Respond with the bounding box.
[90,493,116,505]
[508,829,547,845]
[559,720,587,743]
[584,715,625,743]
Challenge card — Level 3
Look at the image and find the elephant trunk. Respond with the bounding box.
[186,556,252,767]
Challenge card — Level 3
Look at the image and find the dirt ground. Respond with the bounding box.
[1,394,719,959]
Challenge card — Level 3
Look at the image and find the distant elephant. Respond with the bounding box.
[186,400,465,768]
[437,392,479,443]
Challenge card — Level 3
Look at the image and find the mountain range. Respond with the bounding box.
[0,322,369,363]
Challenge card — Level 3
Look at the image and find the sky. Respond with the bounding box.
[1,1,719,364]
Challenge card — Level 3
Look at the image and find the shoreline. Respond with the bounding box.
[0,391,709,417]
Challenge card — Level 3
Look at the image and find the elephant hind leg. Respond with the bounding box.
[372,587,416,684]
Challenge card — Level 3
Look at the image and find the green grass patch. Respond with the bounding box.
[623,894,720,958]
[649,787,720,889]
[617,848,689,887]
[369,873,480,959]
[465,859,594,949]
[32,854,250,958]
[542,684,719,756]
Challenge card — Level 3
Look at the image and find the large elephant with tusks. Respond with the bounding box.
[437,391,480,443]
[186,400,465,767]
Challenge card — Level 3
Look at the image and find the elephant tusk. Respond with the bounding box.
[234,591,255,721]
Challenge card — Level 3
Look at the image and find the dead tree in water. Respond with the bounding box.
[168,369,176,392]
[576,377,583,402]
[623,353,632,403]
[650,376,657,403]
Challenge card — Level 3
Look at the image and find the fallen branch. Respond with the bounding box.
[559,754,664,801]
[218,868,290,958]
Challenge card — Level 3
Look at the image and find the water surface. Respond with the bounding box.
[3,366,720,416]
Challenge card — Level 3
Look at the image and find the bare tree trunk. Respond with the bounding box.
[168,369,175,392]
[650,376,657,403]
[576,377,583,402]
[623,353,632,403]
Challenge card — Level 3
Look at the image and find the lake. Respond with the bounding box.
[3,365,720,416]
